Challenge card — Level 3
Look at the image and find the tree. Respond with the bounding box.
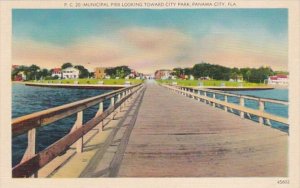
[248,66,274,83]
[245,70,251,82]
[105,66,131,78]
[27,64,41,80]
[89,72,94,78]
[39,68,51,80]
[183,68,192,76]
[74,65,89,78]
[61,62,73,69]
[172,68,184,77]
[229,67,242,81]
[191,63,230,80]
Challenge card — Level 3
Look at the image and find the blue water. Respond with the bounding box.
[12,84,112,166]
[228,89,288,117]
[12,84,289,167]
[203,89,288,132]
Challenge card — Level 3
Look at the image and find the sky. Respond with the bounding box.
[12,9,288,74]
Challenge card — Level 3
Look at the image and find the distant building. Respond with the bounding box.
[155,69,172,80]
[51,68,62,79]
[129,70,137,78]
[62,67,79,79]
[13,71,26,81]
[94,67,106,79]
[268,74,288,85]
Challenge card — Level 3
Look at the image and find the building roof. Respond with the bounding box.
[269,75,288,80]
[52,68,61,72]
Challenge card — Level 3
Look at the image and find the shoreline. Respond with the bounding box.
[180,85,275,91]
[23,82,127,90]
[205,86,274,91]
[13,81,288,91]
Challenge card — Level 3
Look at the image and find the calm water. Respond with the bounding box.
[204,89,288,132]
[228,89,288,118]
[12,84,289,166]
[12,83,112,166]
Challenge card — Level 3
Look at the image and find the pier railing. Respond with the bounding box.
[12,83,144,178]
[162,84,288,129]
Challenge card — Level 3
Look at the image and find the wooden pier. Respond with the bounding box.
[117,83,288,177]
[12,81,288,177]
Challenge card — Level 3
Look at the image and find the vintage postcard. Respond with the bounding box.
[0,0,299,187]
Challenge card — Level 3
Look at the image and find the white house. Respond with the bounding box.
[51,68,62,79]
[62,67,80,79]
[268,75,288,85]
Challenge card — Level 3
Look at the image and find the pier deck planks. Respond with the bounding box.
[117,82,287,177]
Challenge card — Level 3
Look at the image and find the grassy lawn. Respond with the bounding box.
[26,78,144,85]
[156,79,267,87]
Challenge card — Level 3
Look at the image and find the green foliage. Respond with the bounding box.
[74,65,89,78]
[247,67,274,83]
[44,76,53,80]
[12,65,54,81]
[61,62,73,69]
[191,63,231,80]
[171,62,276,84]
[105,66,131,78]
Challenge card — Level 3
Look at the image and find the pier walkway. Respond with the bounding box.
[14,81,287,177]
[117,82,287,177]
[55,82,287,177]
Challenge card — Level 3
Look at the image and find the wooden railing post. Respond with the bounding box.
[74,111,83,153]
[197,90,201,102]
[117,93,121,101]
[21,128,37,177]
[117,93,122,111]
[110,96,115,107]
[224,95,228,112]
[192,89,196,99]
[266,119,272,127]
[259,99,264,124]
[121,91,125,109]
[110,96,116,119]
[21,128,36,162]
[125,90,129,102]
[240,97,244,118]
[96,102,104,131]
[212,93,216,107]
[204,91,207,104]
[130,89,133,99]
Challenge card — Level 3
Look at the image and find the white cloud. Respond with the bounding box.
[12,26,288,74]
